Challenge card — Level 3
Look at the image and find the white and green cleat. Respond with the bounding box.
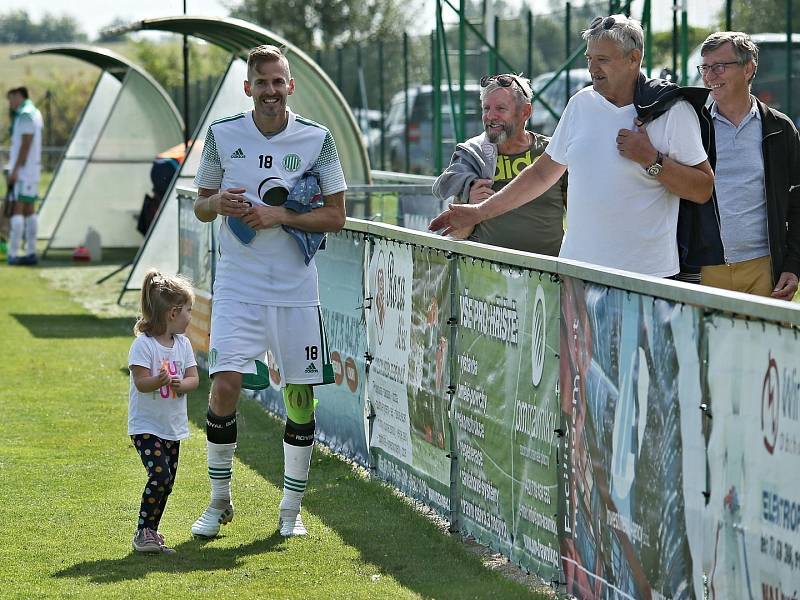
[279,509,307,537]
[191,504,234,537]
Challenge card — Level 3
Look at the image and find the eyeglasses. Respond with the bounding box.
[589,15,616,31]
[696,62,741,76]
[479,74,530,99]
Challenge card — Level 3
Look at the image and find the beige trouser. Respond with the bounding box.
[701,255,773,297]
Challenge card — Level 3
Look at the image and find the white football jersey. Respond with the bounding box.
[194,109,347,306]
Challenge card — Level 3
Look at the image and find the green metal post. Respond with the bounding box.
[433,14,443,173]
[787,0,793,118]
[672,0,678,80]
[726,0,732,30]
[459,0,466,144]
[404,32,410,173]
[680,0,688,86]
[356,44,363,109]
[379,40,386,170]
[527,9,533,79]
[644,0,652,77]
[566,2,571,109]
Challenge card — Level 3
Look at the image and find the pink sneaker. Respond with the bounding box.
[132,528,176,554]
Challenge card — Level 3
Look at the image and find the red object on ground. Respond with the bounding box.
[72,246,91,262]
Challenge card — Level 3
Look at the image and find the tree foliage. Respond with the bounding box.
[227,0,418,51]
[722,0,798,34]
[0,10,86,43]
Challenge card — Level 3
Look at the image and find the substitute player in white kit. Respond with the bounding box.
[192,44,346,537]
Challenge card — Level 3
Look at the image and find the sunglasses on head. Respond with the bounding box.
[589,15,616,31]
[479,74,530,98]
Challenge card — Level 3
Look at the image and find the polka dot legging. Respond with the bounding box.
[131,434,181,531]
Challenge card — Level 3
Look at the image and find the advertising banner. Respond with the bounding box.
[705,319,800,600]
[315,232,369,464]
[178,195,213,294]
[254,232,369,464]
[453,260,561,580]
[178,196,213,368]
[367,240,451,515]
[559,278,705,599]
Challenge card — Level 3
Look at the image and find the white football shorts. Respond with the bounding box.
[208,299,333,387]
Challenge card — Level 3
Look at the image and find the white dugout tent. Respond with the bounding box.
[116,16,371,298]
[14,45,184,254]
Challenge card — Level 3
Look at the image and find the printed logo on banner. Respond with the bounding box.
[373,249,387,344]
[762,353,780,454]
[371,248,406,347]
[531,284,546,387]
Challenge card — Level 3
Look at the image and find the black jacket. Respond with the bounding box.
[754,98,800,281]
[631,74,724,275]
[633,74,800,281]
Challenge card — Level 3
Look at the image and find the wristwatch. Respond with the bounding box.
[645,151,664,177]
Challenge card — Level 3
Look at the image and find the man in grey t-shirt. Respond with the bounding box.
[432,74,565,255]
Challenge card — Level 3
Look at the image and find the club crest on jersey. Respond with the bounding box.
[231,148,246,159]
[283,154,302,172]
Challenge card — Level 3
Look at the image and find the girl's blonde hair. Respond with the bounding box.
[134,270,194,336]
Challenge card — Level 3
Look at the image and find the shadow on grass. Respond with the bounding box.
[53,373,541,597]
[53,532,286,583]
[172,382,540,598]
[12,313,134,338]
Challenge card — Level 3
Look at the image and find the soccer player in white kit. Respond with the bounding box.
[191,45,346,537]
[5,87,43,265]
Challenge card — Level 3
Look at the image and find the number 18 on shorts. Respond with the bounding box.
[209,300,334,386]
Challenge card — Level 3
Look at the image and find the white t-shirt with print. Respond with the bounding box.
[128,334,197,440]
[546,87,707,277]
[193,109,347,306]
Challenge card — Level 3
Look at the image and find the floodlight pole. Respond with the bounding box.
[183,0,190,149]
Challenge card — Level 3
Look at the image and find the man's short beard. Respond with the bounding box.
[485,121,515,144]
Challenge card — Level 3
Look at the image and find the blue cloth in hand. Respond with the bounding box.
[282,173,328,265]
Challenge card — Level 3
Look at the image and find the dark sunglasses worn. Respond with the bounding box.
[479,74,530,99]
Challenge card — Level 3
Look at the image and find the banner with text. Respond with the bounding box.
[453,261,561,580]
[559,278,705,600]
[254,232,369,465]
[367,240,451,515]
[704,319,800,600]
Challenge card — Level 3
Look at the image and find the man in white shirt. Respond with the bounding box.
[192,45,346,538]
[429,14,714,277]
[5,87,43,266]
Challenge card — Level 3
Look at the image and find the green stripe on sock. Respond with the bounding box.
[284,475,307,486]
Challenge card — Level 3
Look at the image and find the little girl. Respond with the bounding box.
[128,270,199,554]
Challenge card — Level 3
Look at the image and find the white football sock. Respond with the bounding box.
[24,214,37,256]
[8,215,23,258]
[280,442,313,512]
[207,441,236,508]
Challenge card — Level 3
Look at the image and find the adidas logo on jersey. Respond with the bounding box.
[231,148,246,159]
[304,363,318,374]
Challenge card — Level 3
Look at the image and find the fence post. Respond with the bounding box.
[447,252,460,533]
[404,32,411,173]
[565,2,572,109]
[379,40,386,170]
[787,0,793,119]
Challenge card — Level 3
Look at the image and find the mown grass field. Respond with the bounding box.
[0,259,552,599]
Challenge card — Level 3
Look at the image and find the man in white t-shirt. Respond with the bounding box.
[429,14,714,277]
[191,45,346,538]
[5,87,43,266]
